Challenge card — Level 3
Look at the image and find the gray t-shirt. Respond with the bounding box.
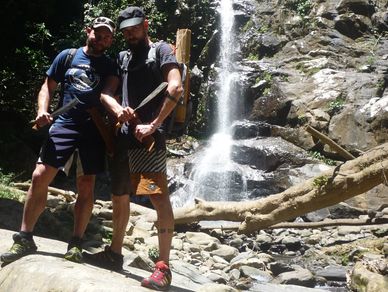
[119,41,179,149]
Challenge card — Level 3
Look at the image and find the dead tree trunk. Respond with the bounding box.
[168,142,388,234]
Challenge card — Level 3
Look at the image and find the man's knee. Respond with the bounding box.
[31,164,56,187]
[112,194,130,204]
[150,192,171,209]
[77,175,95,196]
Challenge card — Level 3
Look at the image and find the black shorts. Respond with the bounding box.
[39,121,105,175]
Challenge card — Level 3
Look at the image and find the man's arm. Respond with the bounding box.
[134,63,183,141]
[100,75,135,123]
[35,77,58,127]
[151,64,183,128]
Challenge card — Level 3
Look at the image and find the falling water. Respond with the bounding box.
[172,0,245,207]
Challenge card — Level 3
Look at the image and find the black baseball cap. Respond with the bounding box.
[92,16,116,33]
[118,6,146,30]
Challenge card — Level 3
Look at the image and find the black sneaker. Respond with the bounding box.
[82,246,123,271]
[64,236,83,263]
[0,233,37,263]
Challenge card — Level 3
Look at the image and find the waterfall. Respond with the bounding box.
[171,0,245,207]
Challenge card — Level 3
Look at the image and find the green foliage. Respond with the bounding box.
[280,75,289,82]
[366,55,376,66]
[285,0,312,17]
[328,96,345,115]
[312,175,329,188]
[0,169,24,201]
[297,114,308,125]
[258,24,270,33]
[263,88,271,96]
[148,246,160,263]
[0,21,51,118]
[262,72,273,83]
[0,185,23,201]
[103,229,113,244]
[309,151,337,166]
[247,53,259,61]
[191,88,214,136]
[242,20,254,32]
[295,62,320,76]
[0,169,14,186]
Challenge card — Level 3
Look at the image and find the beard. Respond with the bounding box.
[86,39,107,55]
[127,37,148,54]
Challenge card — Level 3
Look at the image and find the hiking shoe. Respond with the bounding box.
[64,246,83,263]
[64,236,83,263]
[0,233,37,263]
[141,261,172,291]
[82,246,123,271]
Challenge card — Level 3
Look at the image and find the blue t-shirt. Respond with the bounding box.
[47,47,117,125]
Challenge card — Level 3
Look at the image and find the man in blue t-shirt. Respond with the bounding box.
[83,6,183,291]
[0,16,117,264]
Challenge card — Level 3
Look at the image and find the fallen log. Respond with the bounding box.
[197,220,388,231]
[12,183,76,202]
[167,142,388,234]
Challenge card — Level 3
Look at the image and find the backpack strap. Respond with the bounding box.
[118,50,131,107]
[64,48,77,71]
[57,48,77,110]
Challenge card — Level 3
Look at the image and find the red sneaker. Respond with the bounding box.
[141,261,172,291]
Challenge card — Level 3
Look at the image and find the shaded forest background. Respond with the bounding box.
[0,0,216,178]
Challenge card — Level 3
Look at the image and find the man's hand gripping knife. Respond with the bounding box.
[114,82,169,152]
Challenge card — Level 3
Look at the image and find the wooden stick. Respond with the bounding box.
[305,125,356,160]
[12,182,76,202]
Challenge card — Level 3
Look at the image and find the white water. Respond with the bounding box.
[171,0,244,207]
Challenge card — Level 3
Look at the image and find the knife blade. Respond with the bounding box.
[133,82,168,112]
[31,97,81,130]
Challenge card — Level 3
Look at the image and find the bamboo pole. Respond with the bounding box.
[174,29,191,124]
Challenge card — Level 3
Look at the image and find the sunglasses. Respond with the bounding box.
[93,17,116,29]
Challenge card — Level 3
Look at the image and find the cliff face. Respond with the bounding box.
[193,0,388,153]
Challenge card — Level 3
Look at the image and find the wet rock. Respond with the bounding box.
[185,232,220,246]
[272,268,316,287]
[211,244,239,262]
[281,236,302,252]
[336,0,375,16]
[315,265,347,281]
[231,120,271,139]
[170,260,213,285]
[239,265,273,282]
[198,283,238,292]
[328,203,367,219]
[268,262,295,276]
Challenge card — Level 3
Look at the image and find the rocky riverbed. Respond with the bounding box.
[1,193,387,291]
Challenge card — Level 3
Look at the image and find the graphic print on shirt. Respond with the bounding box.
[68,64,100,92]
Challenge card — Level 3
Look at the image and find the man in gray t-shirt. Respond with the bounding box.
[84,6,183,291]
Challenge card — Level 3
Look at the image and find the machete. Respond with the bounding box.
[115,82,168,152]
[31,97,81,130]
[134,82,168,112]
